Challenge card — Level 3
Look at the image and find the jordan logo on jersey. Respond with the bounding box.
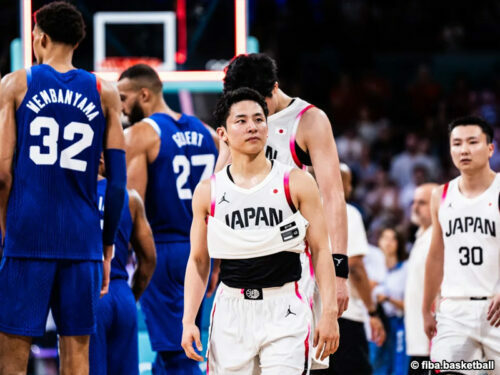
[280,221,299,242]
[218,192,230,204]
[445,217,496,237]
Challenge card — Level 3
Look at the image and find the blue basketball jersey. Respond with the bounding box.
[144,113,217,243]
[5,64,105,260]
[97,179,132,281]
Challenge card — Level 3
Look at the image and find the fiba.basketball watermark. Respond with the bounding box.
[410,359,495,372]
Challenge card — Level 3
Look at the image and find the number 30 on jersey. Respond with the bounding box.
[29,116,94,172]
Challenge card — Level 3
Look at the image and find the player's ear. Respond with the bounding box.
[216,126,228,144]
[41,33,48,48]
[139,88,150,103]
[488,140,494,157]
[272,82,279,96]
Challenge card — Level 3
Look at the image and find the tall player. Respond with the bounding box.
[423,116,500,373]
[0,2,126,374]
[182,87,339,374]
[118,64,218,375]
[222,53,348,369]
[89,164,157,375]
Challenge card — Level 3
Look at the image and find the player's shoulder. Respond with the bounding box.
[1,69,28,97]
[288,166,316,189]
[299,104,330,127]
[193,178,211,206]
[124,119,160,142]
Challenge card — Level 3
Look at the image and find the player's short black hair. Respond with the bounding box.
[118,64,163,94]
[35,1,86,47]
[213,87,269,128]
[223,54,278,97]
[448,116,494,143]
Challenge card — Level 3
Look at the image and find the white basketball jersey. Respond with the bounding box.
[266,97,313,168]
[439,174,500,298]
[208,161,307,258]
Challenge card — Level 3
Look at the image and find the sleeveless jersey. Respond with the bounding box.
[97,179,133,280]
[5,64,105,260]
[439,174,500,298]
[265,97,314,168]
[210,161,305,288]
[144,113,217,243]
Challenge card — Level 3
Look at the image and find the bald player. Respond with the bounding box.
[118,64,218,375]
[423,116,500,374]
[404,183,437,375]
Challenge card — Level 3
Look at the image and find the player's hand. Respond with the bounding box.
[487,294,500,327]
[369,316,386,347]
[335,278,349,317]
[423,310,437,340]
[314,311,339,361]
[181,323,204,362]
[100,258,111,298]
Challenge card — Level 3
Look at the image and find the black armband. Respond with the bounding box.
[332,254,349,279]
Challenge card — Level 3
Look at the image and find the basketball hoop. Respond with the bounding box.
[98,57,163,72]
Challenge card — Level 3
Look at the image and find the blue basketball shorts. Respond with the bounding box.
[0,256,102,337]
[90,278,139,375]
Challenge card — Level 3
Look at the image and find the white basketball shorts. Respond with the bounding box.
[431,298,500,375]
[207,281,312,375]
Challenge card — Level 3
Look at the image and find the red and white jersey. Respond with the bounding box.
[439,173,500,298]
[266,97,314,169]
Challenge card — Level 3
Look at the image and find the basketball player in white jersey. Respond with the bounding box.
[220,54,348,370]
[182,88,339,374]
[423,116,500,374]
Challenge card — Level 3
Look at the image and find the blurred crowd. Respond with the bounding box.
[329,64,500,243]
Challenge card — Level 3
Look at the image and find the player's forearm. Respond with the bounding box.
[349,261,376,311]
[422,253,443,313]
[183,255,211,324]
[312,246,338,315]
[0,172,12,237]
[323,193,347,255]
[132,266,154,301]
[132,252,156,301]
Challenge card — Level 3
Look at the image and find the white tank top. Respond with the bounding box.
[265,97,314,168]
[207,161,308,259]
[439,173,500,298]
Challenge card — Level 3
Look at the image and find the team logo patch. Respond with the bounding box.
[275,128,287,135]
[272,188,279,194]
[244,288,263,300]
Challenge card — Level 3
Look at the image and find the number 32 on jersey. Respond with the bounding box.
[29,116,94,172]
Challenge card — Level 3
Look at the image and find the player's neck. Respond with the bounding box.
[229,152,271,188]
[147,99,181,121]
[273,89,294,114]
[459,165,496,197]
[40,50,75,72]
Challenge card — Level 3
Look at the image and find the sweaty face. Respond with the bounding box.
[223,100,268,155]
[449,125,494,172]
[117,78,145,125]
